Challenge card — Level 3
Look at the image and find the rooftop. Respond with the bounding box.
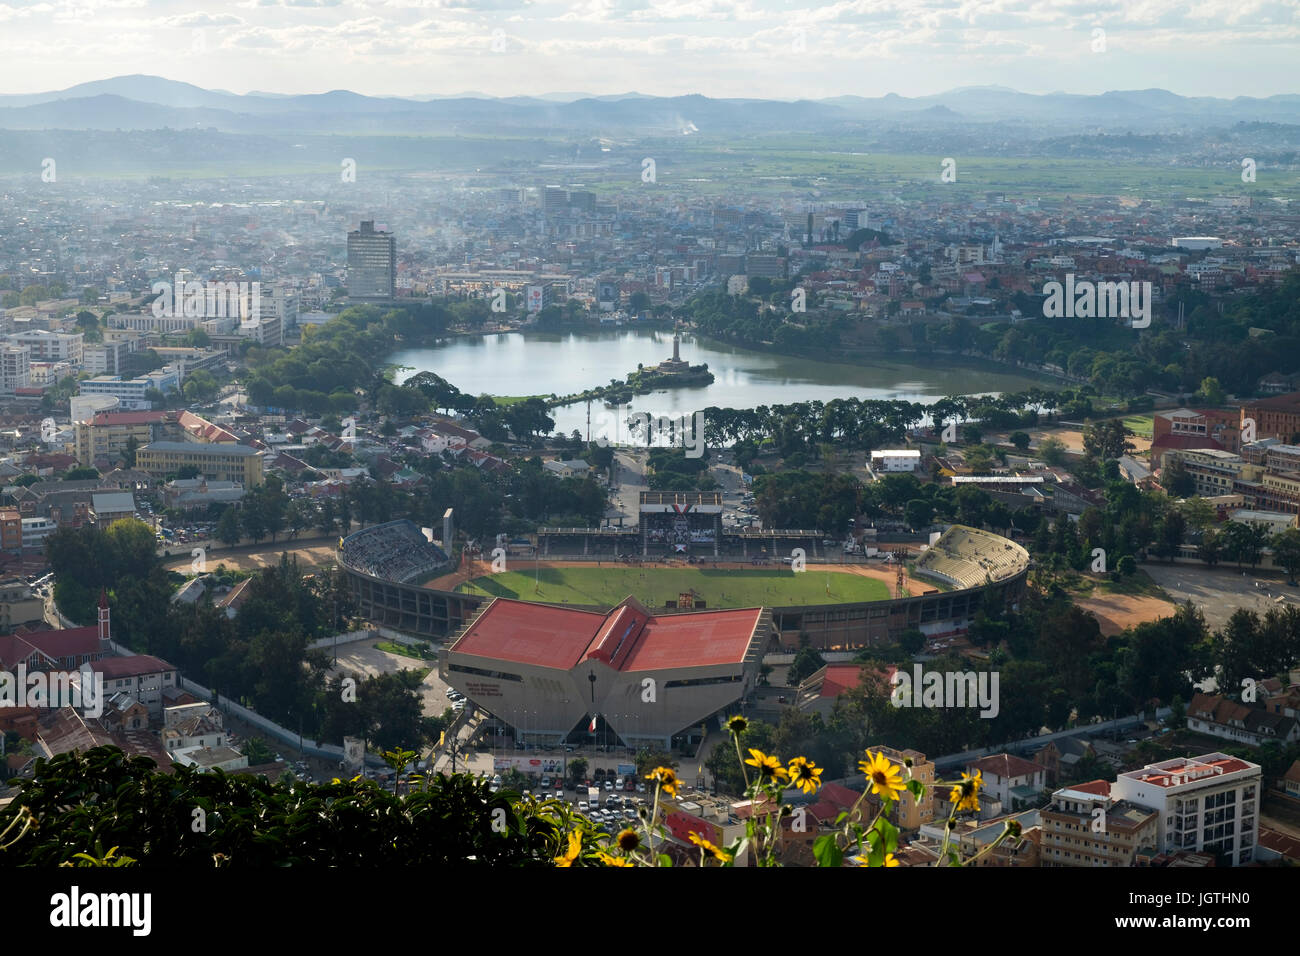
[449,596,763,673]
[1120,753,1257,789]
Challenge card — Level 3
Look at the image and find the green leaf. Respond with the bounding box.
[812,835,843,868]
[878,818,899,854]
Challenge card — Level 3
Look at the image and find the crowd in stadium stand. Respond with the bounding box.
[341,520,450,583]
[914,526,1029,589]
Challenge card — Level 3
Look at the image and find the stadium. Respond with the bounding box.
[340,516,1030,652]
[340,516,1029,748]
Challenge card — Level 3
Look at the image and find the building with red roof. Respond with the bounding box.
[965,753,1048,811]
[1112,753,1261,866]
[0,590,111,672]
[441,595,773,748]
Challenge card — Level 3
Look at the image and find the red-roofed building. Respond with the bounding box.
[795,662,895,719]
[1257,827,1300,863]
[0,590,111,672]
[966,753,1047,810]
[1152,407,1240,455]
[442,596,773,747]
[1040,780,1159,867]
[1112,752,1262,866]
[91,654,179,717]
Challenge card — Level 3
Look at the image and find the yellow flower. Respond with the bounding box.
[948,770,981,813]
[883,852,900,867]
[726,715,749,735]
[787,756,823,795]
[689,831,733,863]
[744,749,789,783]
[859,750,907,800]
[646,766,679,797]
[554,829,582,867]
[616,828,640,852]
[596,851,633,867]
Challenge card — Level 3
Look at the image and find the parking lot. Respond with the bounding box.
[1142,563,1298,632]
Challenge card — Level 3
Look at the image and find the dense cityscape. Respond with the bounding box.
[0,1,1296,932]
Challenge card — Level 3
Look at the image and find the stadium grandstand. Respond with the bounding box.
[913,525,1030,590]
[639,491,723,556]
[340,520,450,583]
[339,520,469,635]
[536,526,639,558]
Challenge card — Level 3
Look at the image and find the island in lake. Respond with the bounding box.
[552,332,714,408]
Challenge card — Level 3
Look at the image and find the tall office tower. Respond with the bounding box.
[543,187,569,215]
[347,221,396,301]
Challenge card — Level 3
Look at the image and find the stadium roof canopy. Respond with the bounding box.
[450,595,763,673]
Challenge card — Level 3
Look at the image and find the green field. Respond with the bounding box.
[457,565,891,608]
[1122,415,1154,438]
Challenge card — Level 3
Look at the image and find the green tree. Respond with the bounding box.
[787,643,827,685]
[1038,435,1067,465]
[1194,377,1226,406]
[567,756,588,786]
[243,738,274,764]
[1271,528,1300,585]
[216,508,242,549]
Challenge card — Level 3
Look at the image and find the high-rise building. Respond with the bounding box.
[1110,752,1261,865]
[0,345,30,395]
[543,187,569,215]
[568,190,595,214]
[347,221,396,301]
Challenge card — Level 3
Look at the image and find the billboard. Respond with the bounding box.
[493,755,566,775]
[526,285,544,313]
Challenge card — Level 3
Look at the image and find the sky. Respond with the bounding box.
[0,0,1297,100]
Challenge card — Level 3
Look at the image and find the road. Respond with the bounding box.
[608,446,755,532]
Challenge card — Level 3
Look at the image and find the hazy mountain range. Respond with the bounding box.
[0,76,1297,136]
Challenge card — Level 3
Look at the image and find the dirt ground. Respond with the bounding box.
[423,556,926,598]
[1073,592,1177,635]
[164,540,339,574]
[988,427,1152,457]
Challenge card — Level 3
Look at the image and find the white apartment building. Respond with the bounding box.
[21,516,58,549]
[2,329,83,365]
[0,345,30,395]
[83,340,131,376]
[1110,753,1261,865]
[871,449,921,473]
[260,286,299,329]
[78,367,180,410]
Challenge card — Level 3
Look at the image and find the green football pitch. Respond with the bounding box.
[456,565,891,608]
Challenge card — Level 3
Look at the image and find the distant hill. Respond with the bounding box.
[0,75,1296,135]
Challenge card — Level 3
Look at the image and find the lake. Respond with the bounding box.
[389,329,1052,439]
